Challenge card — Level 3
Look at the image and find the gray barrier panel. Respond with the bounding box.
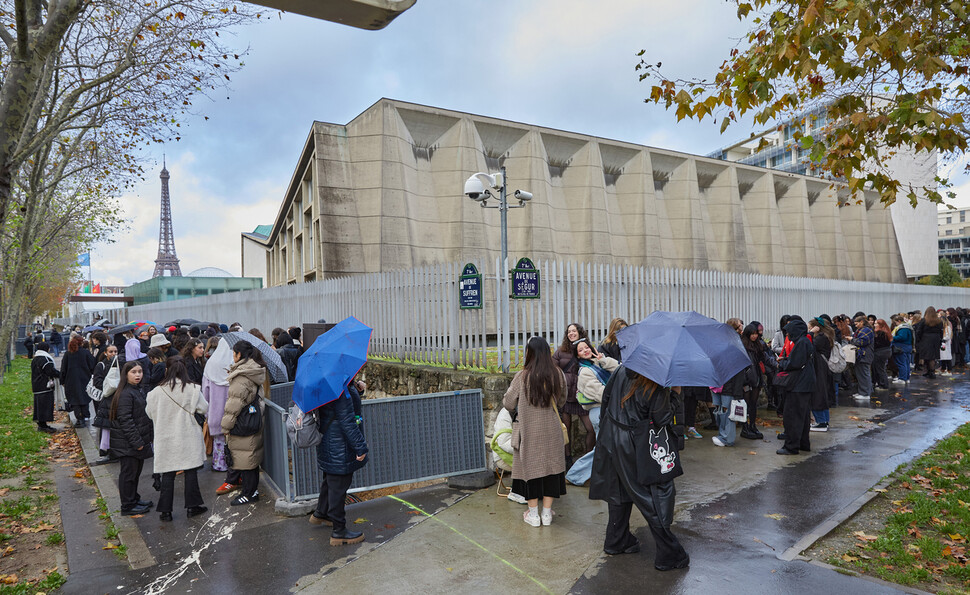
[262,383,485,501]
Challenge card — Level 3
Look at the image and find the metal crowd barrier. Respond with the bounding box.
[261,382,486,502]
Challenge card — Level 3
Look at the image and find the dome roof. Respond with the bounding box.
[185,267,234,278]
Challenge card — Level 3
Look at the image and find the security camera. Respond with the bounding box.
[464,174,495,201]
[514,190,533,202]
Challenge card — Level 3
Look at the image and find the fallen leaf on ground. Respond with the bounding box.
[748,451,757,455]
[707,514,725,520]
[851,450,861,454]
[873,488,887,493]
[102,543,118,550]
[1,546,13,557]
[943,545,953,557]
[949,533,966,543]
[842,553,859,562]
[130,514,144,519]
[853,531,878,542]
[384,523,395,529]
[353,518,368,524]
[764,513,786,520]
[0,488,8,497]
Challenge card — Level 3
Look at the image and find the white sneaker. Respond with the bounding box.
[507,492,527,505]
[853,394,870,400]
[523,508,540,527]
[892,379,905,385]
[810,423,829,432]
[712,436,728,447]
[540,508,554,526]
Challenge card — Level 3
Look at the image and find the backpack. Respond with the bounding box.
[230,387,263,437]
[286,403,322,449]
[827,342,847,374]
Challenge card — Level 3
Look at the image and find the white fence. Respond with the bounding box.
[65,261,970,370]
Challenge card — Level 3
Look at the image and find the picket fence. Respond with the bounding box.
[68,261,969,371]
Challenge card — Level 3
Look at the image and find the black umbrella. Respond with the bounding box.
[165,318,202,327]
[106,323,139,336]
[220,331,289,383]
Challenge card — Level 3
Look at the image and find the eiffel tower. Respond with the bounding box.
[152,159,182,277]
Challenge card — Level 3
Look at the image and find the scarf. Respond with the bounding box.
[125,338,144,362]
[202,338,232,387]
[579,359,611,386]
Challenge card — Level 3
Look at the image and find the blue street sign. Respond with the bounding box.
[459,263,482,309]
[511,258,540,299]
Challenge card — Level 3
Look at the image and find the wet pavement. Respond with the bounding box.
[55,371,970,594]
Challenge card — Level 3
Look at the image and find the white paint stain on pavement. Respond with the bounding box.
[133,508,253,595]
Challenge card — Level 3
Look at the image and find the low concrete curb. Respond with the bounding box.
[73,424,156,570]
[274,498,315,517]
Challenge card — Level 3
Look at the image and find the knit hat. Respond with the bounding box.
[219,323,229,333]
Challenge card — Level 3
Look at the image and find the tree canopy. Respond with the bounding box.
[639,0,969,207]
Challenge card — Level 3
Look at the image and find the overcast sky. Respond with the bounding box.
[91,0,969,286]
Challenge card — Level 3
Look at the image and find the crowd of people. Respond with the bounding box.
[493,306,968,571]
[28,321,369,545]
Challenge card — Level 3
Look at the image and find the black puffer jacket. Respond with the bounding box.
[315,384,368,475]
[276,344,301,382]
[109,385,154,459]
[778,320,816,393]
[91,357,120,429]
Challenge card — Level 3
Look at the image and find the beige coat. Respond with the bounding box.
[503,369,567,482]
[145,382,208,474]
[221,360,266,471]
[576,356,620,410]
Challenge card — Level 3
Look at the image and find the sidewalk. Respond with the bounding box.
[57,373,970,594]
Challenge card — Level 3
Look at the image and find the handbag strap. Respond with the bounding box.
[162,387,198,418]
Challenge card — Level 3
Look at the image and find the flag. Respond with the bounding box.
[77,253,90,267]
[83,282,91,293]
[93,283,101,293]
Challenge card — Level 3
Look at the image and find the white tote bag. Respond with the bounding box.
[728,399,748,422]
[102,359,121,398]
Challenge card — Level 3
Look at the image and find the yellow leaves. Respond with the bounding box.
[353,518,368,524]
[707,514,726,520]
[764,513,786,520]
[802,0,820,26]
[841,553,859,562]
[102,543,118,550]
[949,533,966,543]
[0,574,17,584]
[1,546,13,557]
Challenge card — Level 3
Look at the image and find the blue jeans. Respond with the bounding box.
[50,345,60,357]
[712,392,736,446]
[565,407,601,485]
[893,350,912,381]
[811,409,829,424]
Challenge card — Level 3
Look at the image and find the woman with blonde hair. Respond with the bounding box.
[598,318,628,362]
[503,336,567,527]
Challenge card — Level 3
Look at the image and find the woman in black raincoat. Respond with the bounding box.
[589,365,689,571]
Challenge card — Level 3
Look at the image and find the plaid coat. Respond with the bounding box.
[503,369,567,482]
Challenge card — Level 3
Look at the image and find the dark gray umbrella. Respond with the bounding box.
[165,318,202,327]
[220,331,289,383]
[106,323,139,336]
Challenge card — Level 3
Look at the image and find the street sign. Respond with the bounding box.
[459,263,482,309]
[511,258,540,299]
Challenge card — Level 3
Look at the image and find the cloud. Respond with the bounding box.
[91,152,279,285]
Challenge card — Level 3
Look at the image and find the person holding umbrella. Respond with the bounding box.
[776,318,817,455]
[309,378,369,546]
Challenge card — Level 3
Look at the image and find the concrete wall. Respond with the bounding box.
[253,99,912,286]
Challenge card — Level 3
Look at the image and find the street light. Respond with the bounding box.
[463,166,531,373]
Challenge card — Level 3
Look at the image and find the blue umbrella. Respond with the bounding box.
[618,311,752,388]
[292,316,372,413]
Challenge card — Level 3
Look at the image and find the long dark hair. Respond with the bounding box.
[621,369,659,409]
[110,361,143,420]
[558,323,588,353]
[180,338,203,361]
[523,336,563,407]
[232,340,266,367]
[162,355,192,391]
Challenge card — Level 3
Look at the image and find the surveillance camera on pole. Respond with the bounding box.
[460,168,532,373]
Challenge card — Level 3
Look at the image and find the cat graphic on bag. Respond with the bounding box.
[649,427,677,474]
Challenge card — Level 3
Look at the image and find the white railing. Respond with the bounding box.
[63,261,970,370]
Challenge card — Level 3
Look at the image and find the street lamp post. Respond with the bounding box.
[463,166,532,373]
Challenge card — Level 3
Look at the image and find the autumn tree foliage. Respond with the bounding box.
[0,1,264,372]
[638,0,969,207]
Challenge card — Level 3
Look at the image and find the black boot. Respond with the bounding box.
[330,527,364,546]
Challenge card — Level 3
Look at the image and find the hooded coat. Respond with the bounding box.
[778,320,816,394]
[315,384,369,475]
[202,339,232,437]
[221,359,266,470]
[589,365,684,528]
[31,351,59,423]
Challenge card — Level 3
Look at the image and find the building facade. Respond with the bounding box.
[244,99,931,287]
[125,269,262,306]
[938,208,970,278]
[709,103,939,278]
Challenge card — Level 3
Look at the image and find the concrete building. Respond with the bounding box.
[125,268,262,306]
[241,225,271,287]
[709,103,939,278]
[938,208,970,278]
[243,98,924,286]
